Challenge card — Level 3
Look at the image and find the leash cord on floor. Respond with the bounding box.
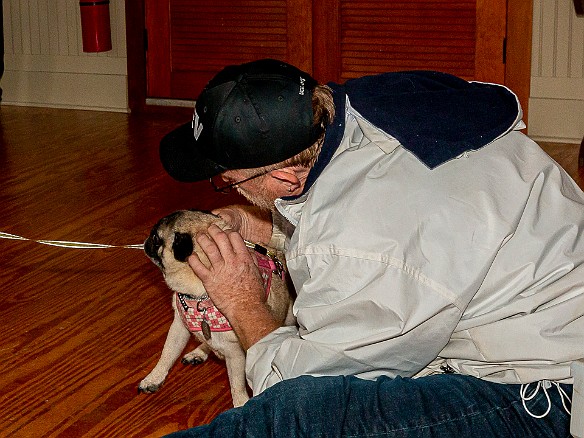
[0,231,144,250]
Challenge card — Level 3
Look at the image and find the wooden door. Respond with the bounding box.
[146,0,313,99]
[312,0,506,84]
[145,0,507,100]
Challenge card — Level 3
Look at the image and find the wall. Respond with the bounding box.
[529,0,584,143]
[1,0,128,112]
[1,1,583,140]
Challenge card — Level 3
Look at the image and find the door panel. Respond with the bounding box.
[313,0,506,84]
[146,0,312,99]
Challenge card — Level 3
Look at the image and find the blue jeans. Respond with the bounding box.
[164,374,572,437]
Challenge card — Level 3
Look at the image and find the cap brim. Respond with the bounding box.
[159,122,225,182]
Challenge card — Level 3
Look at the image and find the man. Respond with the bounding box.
[159,59,582,436]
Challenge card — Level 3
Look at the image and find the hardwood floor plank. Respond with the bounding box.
[538,141,584,188]
[0,106,243,437]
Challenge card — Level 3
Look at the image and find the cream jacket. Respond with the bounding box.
[246,98,584,395]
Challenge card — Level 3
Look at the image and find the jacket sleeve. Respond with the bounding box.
[245,252,463,395]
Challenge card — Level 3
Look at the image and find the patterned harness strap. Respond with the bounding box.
[176,251,284,335]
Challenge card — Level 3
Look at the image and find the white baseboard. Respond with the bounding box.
[528,97,584,144]
[146,98,195,108]
[1,70,128,112]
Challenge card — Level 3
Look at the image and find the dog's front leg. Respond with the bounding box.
[138,311,191,393]
[223,344,250,407]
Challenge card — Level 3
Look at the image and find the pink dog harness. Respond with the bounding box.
[176,249,284,339]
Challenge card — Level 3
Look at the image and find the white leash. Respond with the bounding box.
[0,231,144,250]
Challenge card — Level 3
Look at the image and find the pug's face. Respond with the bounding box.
[144,210,229,297]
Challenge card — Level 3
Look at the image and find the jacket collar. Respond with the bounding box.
[283,71,521,202]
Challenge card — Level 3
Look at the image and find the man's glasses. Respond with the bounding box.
[210,170,271,194]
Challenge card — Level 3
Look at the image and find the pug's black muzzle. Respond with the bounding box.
[144,231,164,268]
[144,227,194,268]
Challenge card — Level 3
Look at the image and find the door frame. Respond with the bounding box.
[125,0,532,123]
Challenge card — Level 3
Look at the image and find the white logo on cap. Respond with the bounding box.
[299,77,305,95]
[192,110,204,140]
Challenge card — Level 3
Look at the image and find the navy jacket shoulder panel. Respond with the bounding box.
[340,71,520,168]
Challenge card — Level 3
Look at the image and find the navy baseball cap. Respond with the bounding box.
[160,59,322,182]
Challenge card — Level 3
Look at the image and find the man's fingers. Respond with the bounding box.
[207,224,234,248]
[187,253,211,281]
[195,230,224,264]
[207,224,249,256]
[227,228,249,254]
[193,225,254,279]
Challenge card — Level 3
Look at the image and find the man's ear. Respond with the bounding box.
[270,168,302,192]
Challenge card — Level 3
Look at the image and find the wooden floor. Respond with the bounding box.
[0,105,247,438]
[0,105,583,438]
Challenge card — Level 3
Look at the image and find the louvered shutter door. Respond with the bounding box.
[313,0,506,84]
[146,0,312,99]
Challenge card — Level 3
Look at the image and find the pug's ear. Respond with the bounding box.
[172,232,194,262]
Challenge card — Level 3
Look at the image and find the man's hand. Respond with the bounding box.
[212,205,273,246]
[188,224,264,315]
[188,224,281,350]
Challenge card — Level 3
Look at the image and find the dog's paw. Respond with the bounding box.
[181,347,209,365]
[181,356,205,366]
[138,378,164,394]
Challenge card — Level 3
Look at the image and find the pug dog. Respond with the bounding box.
[138,209,294,407]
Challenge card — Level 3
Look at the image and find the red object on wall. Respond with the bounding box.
[79,1,112,52]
